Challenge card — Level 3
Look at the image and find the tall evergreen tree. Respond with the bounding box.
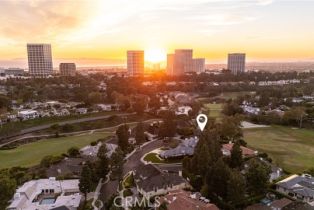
[246,159,271,196]
[227,170,246,205]
[229,141,243,168]
[158,111,176,138]
[79,165,93,202]
[135,122,146,145]
[116,124,130,152]
[110,147,125,179]
[0,172,16,210]
[96,144,110,179]
[206,158,231,199]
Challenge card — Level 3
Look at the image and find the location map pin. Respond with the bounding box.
[196,114,208,131]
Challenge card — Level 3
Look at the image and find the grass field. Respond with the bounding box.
[0,111,118,136]
[243,126,314,173]
[0,132,111,169]
[204,103,223,119]
[219,91,256,100]
[143,152,182,164]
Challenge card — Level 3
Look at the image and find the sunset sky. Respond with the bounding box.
[0,0,314,67]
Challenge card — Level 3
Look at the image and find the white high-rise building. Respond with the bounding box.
[127,50,144,76]
[227,53,246,75]
[27,43,53,77]
[167,49,205,75]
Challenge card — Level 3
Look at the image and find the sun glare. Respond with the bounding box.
[145,48,166,63]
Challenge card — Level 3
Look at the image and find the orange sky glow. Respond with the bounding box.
[0,0,314,67]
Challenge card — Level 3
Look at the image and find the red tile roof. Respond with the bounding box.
[222,143,256,157]
[159,190,219,210]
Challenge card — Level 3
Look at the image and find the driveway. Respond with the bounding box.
[99,139,164,207]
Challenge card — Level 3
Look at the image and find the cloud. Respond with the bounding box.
[0,0,98,45]
[0,0,275,46]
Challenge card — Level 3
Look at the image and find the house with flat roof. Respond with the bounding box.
[276,174,314,206]
[7,177,82,210]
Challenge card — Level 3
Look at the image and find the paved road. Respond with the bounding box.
[99,139,164,207]
[0,118,160,148]
[0,112,134,143]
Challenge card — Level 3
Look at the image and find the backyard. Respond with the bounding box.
[243,126,314,173]
[0,131,111,169]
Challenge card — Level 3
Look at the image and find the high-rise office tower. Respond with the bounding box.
[166,54,174,75]
[59,63,76,76]
[227,53,246,75]
[192,58,205,73]
[166,49,205,75]
[173,49,193,75]
[27,43,53,77]
[127,50,144,76]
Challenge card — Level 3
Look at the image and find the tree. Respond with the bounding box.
[218,116,243,142]
[283,107,306,128]
[67,147,80,157]
[158,202,168,210]
[245,159,271,196]
[229,141,243,168]
[188,101,202,118]
[206,158,231,199]
[110,147,125,179]
[227,170,246,205]
[304,168,314,176]
[133,98,147,115]
[88,92,103,104]
[222,100,243,116]
[148,95,161,110]
[96,144,110,179]
[79,165,93,202]
[158,111,176,138]
[0,172,16,209]
[116,124,130,152]
[135,122,146,145]
[0,95,10,114]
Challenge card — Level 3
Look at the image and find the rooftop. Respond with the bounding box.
[159,190,219,210]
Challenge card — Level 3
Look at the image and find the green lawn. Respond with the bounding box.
[0,132,111,169]
[204,103,223,119]
[143,152,182,164]
[0,111,118,136]
[122,173,135,189]
[243,126,314,173]
[219,91,256,100]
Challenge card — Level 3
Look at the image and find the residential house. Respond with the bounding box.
[76,108,87,115]
[7,177,82,210]
[133,164,190,198]
[160,137,199,159]
[158,190,219,210]
[18,110,39,120]
[80,142,117,158]
[222,142,257,157]
[276,174,314,206]
[175,106,192,116]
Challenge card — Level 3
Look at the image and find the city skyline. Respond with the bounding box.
[1,0,314,67]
